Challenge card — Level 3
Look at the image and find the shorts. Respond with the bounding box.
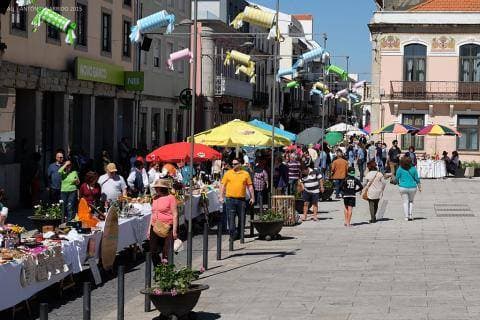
[343,197,356,208]
[302,191,319,204]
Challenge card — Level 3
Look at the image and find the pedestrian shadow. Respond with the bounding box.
[413,217,427,220]
[153,312,221,320]
[351,222,370,227]
[377,218,394,222]
[200,249,300,279]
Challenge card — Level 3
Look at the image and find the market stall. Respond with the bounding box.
[417,160,447,179]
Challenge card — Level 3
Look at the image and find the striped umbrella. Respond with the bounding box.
[373,123,419,135]
[417,124,461,136]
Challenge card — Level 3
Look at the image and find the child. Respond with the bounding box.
[341,167,363,227]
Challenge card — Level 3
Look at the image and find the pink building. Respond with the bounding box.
[369,0,480,161]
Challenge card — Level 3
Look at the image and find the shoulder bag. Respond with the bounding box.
[362,172,380,201]
[153,220,171,238]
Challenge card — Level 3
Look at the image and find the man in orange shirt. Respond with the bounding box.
[331,150,349,199]
[219,158,254,241]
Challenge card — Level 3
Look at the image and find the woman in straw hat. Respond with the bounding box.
[149,179,178,266]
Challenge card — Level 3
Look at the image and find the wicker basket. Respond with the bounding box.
[271,195,296,226]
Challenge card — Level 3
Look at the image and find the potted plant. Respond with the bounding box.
[251,209,284,241]
[320,180,334,201]
[28,201,64,230]
[141,260,208,320]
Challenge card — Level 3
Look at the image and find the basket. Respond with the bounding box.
[271,195,296,226]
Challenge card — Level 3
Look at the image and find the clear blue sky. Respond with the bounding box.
[252,0,377,80]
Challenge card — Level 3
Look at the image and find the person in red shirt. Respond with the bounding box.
[79,171,101,206]
[149,179,178,266]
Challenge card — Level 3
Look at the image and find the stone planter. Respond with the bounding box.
[27,216,63,231]
[251,220,284,241]
[141,284,209,320]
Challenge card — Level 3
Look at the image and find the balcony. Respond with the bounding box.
[390,81,480,101]
[252,91,269,108]
[215,75,253,100]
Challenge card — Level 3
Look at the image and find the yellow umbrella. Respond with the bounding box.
[188,119,291,147]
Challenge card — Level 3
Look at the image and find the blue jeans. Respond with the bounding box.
[288,179,298,195]
[225,198,245,238]
[333,179,343,197]
[61,191,77,221]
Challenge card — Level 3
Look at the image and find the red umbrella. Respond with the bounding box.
[146,142,222,163]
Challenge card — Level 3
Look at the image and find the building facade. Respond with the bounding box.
[0,0,137,207]
[370,0,480,160]
[139,0,191,150]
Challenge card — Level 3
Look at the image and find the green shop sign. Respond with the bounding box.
[75,57,124,86]
[124,72,144,91]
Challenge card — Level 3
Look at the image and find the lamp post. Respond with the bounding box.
[346,55,350,130]
[187,0,199,268]
[270,0,280,205]
[321,33,328,147]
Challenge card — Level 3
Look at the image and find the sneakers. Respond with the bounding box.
[404,218,409,221]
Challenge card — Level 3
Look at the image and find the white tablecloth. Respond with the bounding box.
[0,207,152,311]
[183,190,222,221]
[417,160,447,178]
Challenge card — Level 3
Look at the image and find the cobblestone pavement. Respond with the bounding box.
[9,178,480,319]
[99,178,480,320]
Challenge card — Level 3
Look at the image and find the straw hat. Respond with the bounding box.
[152,179,172,189]
[106,163,118,173]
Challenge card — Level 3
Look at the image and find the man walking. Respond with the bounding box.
[219,158,254,243]
[299,166,324,221]
[127,160,145,197]
[46,151,64,203]
[388,140,401,181]
[331,150,349,199]
[98,163,128,202]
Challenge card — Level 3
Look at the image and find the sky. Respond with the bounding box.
[252,0,377,80]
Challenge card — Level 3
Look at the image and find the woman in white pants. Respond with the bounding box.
[395,156,421,221]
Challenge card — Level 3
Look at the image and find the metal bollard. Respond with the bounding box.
[39,303,48,320]
[83,282,91,320]
[240,208,245,244]
[250,207,255,238]
[118,265,125,320]
[167,236,174,266]
[203,219,208,270]
[216,221,222,261]
[229,235,234,252]
[144,252,152,312]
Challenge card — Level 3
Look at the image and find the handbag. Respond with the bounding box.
[152,220,171,238]
[362,172,380,201]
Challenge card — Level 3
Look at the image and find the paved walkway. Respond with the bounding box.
[105,178,480,320]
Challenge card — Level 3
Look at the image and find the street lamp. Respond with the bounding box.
[270,0,280,206]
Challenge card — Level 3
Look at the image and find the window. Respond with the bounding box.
[458,116,479,151]
[404,44,427,81]
[101,12,112,53]
[166,42,173,71]
[402,114,425,150]
[76,2,87,47]
[179,0,185,12]
[123,0,132,6]
[153,40,161,68]
[459,44,480,82]
[122,20,131,58]
[46,0,61,41]
[11,2,27,32]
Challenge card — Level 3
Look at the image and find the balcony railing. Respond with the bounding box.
[252,91,269,108]
[215,75,253,100]
[390,81,480,101]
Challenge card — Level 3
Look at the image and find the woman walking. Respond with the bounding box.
[364,160,387,223]
[396,156,421,221]
[149,179,178,266]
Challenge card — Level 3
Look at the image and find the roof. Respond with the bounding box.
[410,0,480,11]
[292,14,313,20]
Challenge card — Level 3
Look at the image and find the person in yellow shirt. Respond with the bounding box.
[219,158,254,241]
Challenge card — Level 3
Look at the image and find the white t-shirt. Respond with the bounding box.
[364,170,387,200]
[98,173,127,201]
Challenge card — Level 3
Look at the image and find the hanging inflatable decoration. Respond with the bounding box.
[231,6,278,40]
[276,68,295,81]
[335,88,349,98]
[167,48,193,71]
[286,81,300,89]
[32,7,77,45]
[352,80,366,90]
[339,97,348,103]
[224,50,256,84]
[310,88,324,98]
[349,93,361,103]
[324,92,335,100]
[312,82,329,94]
[292,46,327,69]
[326,65,348,81]
[16,0,36,6]
[130,10,175,43]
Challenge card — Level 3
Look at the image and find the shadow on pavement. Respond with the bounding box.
[201,250,299,279]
